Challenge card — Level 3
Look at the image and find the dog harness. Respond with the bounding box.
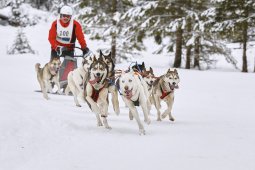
[90,86,104,102]
[160,85,172,99]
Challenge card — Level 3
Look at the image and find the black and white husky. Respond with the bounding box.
[152,68,180,121]
[84,55,111,129]
[117,71,151,135]
[99,50,120,115]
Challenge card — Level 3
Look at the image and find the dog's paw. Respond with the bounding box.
[76,104,82,107]
[43,95,49,100]
[97,121,103,126]
[105,125,112,130]
[139,129,146,135]
[157,117,162,121]
[161,113,168,119]
[145,118,151,125]
[169,117,175,121]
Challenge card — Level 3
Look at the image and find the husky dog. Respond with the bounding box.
[152,68,180,121]
[117,72,151,135]
[142,67,157,110]
[84,56,111,129]
[131,62,146,74]
[65,56,93,107]
[35,57,62,100]
[99,50,120,115]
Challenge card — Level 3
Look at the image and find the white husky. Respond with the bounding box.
[152,68,180,121]
[65,56,93,107]
[117,71,151,135]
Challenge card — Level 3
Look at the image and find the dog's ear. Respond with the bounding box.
[174,68,178,74]
[108,51,112,58]
[150,67,153,74]
[142,62,146,70]
[98,54,104,61]
[99,50,103,57]
[93,55,97,62]
[167,68,171,73]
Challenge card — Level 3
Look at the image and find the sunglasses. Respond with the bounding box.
[61,14,71,18]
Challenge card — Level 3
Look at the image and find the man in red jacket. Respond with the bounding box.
[48,5,90,87]
[48,5,89,59]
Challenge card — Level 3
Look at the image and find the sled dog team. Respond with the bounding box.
[35,51,180,135]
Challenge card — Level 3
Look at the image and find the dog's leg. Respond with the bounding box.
[42,80,49,100]
[140,98,151,125]
[162,95,175,121]
[154,95,161,121]
[109,86,120,115]
[70,84,82,107]
[129,109,133,120]
[125,99,145,135]
[55,81,62,95]
[98,88,111,129]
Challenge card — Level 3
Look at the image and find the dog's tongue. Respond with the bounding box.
[124,89,132,99]
[89,76,100,84]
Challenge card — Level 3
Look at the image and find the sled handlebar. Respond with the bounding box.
[57,46,93,59]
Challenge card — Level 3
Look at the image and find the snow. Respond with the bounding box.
[1,18,255,170]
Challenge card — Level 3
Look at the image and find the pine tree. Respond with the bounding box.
[8,28,35,55]
[211,0,255,72]
[79,0,137,63]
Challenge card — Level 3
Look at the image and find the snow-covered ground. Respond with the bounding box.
[0,20,255,170]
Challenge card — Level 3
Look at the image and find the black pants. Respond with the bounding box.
[51,49,74,60]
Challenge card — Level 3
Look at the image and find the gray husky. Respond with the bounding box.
[84,55,111,129]
[152,68,180,121]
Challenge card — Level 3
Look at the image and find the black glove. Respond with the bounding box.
[82,47,90,56]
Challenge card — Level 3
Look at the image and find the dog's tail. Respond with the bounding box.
[35,63,41,73]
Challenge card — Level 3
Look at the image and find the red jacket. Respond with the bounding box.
[48,19,87,50]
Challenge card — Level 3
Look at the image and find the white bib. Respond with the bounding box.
[56,19,74,44]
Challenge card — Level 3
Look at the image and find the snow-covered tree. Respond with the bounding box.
[8,28,35,55]
[211,0,255,72]
[79,0,138,63]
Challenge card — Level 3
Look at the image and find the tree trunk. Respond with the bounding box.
[194,36,200,69]
[111,0,117,63]
[242,13,248,72]
[174,26,182,68]
[185,17,192,69]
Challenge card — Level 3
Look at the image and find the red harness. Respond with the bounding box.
[90,86,104,102]
[160,86,172,99]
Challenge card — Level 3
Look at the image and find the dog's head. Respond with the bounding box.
[117,72,138,99]
[163,68,180,90]
[49,57,61,75]
[82,56,93,72]
[131,62,146,73]
[89,55,108,84]
[100,50,114,73]
[143,67,157,88]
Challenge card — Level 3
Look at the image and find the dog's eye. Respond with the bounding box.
[122,80,125,83]
[128,79,132,83]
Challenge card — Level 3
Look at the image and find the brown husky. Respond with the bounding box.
[35,58,62,100]
[152,68,180,121]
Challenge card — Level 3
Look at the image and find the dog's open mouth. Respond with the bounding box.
[89,74,103,84]
[170,84,179,91]
[124,88,133,99]
[50,67,60,75]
